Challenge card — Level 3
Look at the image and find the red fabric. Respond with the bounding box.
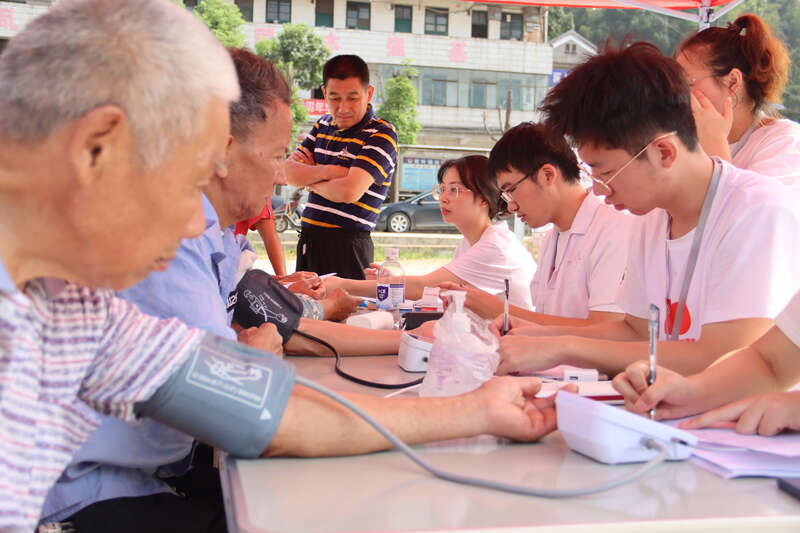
[234,202,274,235]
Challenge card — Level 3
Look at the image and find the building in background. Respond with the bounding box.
[549,29,598,86]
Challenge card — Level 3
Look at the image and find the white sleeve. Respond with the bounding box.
[616,219,650,320]
[775,291,800,349]
[704,203,800,325]
[586,217,629,312]
[738,125,800,182]
[444,236,507,296]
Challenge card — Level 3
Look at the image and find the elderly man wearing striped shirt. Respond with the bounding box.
[286,55,398,280]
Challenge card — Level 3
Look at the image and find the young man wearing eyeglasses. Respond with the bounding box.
[492,42,800,379]
[439,122,631,327]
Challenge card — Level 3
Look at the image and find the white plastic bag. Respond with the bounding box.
[418,291,500,397]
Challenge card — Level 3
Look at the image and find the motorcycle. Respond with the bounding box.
[274,190,305,232]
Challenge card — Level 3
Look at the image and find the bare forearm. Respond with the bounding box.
[533,317,643,341]
[334,278,376,298]
[285,319,402,356]
[265,386,485,457]
[513,308,623,328]
[284,160,330,187]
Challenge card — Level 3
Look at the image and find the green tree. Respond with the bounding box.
[255,24,330,139]
[194,0,246,48]
[255,24,330,91]
[377,64,421,145]
[547,7,575,39]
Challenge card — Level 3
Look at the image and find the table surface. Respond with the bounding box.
[220,355,800,533]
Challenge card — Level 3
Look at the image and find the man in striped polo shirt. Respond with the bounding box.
[286,54,398,280]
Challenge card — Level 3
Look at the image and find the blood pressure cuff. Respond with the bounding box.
[228,269,303,343]
[135,334,295,458]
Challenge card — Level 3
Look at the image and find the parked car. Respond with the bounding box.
[376,191,456,233]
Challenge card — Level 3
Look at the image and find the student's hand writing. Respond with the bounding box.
[691,90,734,159]
[496,336,563,375]
[438,282,502,320]
[489,314,551,338]
[680,391,800,436]
[474,377,577,441]
[612,360,702,420]
[235,322,284,356]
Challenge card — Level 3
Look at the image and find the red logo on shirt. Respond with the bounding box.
[665,298,691,336]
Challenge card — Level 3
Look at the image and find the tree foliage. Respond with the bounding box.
[547,0,800,121]
[194,0,246,48]
[255,24,330,91]
[377,64,421,145]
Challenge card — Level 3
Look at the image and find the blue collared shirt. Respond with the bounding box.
[40,195,250,523]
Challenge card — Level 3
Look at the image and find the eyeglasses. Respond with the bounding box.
[499,172,536,204]
[586,131,677,194]
[685,73,715,87]
[432,183,472,200]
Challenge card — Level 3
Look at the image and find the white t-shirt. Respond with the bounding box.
[531,192,631,319]
[776,290,800,350]
[618,158,800,341]
[445,222,536,309]
[731,118,800,198]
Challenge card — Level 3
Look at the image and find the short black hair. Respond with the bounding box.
[540,41,698,155]
[323,54,369,87]
[228,47,292,143]
[437,155,502,219]
[489,122,581,185]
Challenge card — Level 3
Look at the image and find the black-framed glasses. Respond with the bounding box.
[499,172,535,204]
[432,183,472,200]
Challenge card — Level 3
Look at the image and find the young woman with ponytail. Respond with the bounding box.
[676,13,799,196]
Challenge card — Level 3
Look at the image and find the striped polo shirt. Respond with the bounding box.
[0,261,202,532]
[297,104,398,231]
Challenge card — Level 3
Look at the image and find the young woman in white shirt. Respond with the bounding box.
[676,14,800,195]
[327,155,537,309]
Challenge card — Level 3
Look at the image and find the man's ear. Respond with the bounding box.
[366,85,374,102]
[538,164,557,186]
[68,105,127,186]
[321,85,327,100]
[651,136,679,170]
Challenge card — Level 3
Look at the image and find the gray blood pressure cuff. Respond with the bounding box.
[228,269,303,343]
[135,334,295,458]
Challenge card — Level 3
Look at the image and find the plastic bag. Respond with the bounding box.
[418,290,500,397]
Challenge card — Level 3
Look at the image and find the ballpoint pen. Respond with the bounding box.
[648,303,660,420]
[503,278,510,335]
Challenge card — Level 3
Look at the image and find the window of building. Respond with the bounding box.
[346,2,371,30]
[315,0,333,27]
[266,0,291,23]
[471,11,488,39]
[500,12,523,40]
[0,39,7,55]
[470,81,496,108]
[424,8,448,36]
[183,0,198,10]
[394,5,412,33]
[566,43,578,54]
[235,0,253,22]
[432,79,457,106]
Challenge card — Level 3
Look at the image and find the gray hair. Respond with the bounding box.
[0,0,240,170]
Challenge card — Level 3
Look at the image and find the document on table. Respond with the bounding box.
[535,380,622,403]
[664,420,800,479]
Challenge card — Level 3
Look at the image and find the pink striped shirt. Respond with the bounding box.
[0,277,202,532]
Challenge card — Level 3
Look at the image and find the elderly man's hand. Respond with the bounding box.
[471,377,577,442]
[278,271,319,284]
[320,288,361,322]
[612,360,701,421]
[288,277,326,300]
[235,322,284,357]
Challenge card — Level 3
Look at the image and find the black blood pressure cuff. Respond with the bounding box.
[228,269,303,343]
[135,334,295,458]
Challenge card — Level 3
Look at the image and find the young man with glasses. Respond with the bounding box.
[492,42,800,379]
[440,122,631,327]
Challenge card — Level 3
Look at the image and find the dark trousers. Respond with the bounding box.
[64,466,226,533]
[296,226,373,280]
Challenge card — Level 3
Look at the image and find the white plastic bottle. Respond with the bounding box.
[376,247,405,312]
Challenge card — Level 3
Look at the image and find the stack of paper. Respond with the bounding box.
[667,423,800,479]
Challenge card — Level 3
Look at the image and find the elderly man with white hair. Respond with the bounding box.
[0,1,563,531]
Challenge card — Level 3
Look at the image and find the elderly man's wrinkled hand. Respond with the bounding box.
[236,322,284,357]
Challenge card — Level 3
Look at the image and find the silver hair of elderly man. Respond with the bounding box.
[0,0,240,170]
